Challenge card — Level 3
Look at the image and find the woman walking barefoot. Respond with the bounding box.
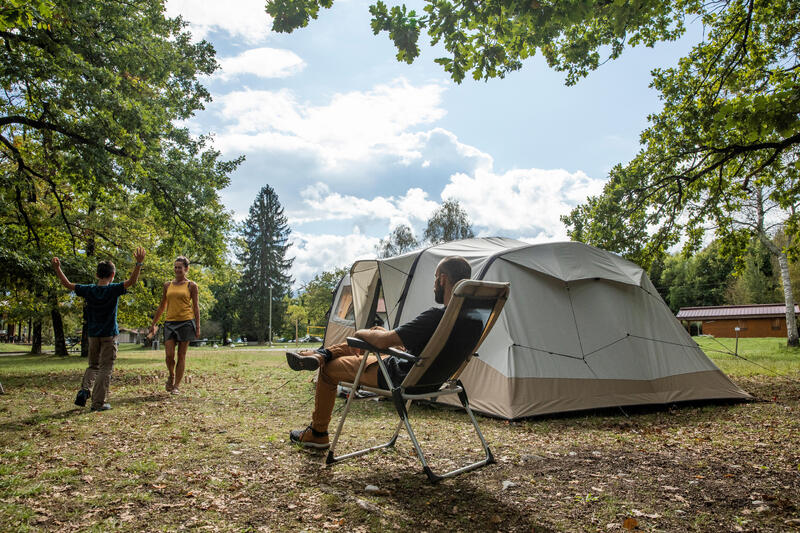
[149,256,199,394]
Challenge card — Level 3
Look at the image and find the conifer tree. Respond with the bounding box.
[237,186,294,344]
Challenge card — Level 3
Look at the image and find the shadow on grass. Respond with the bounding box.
[0,392,171,433]
[298,456,555,532]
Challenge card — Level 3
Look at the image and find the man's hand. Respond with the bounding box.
[52,257,61,270]
[147,324,158,340]
[133,247,146,264]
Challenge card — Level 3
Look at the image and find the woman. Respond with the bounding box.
[149,256,199,394]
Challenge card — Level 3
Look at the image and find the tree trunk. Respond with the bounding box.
[51,302,68,357]
[30,320,42,354]
[777,251,799,346]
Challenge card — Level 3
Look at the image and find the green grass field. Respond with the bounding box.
[1,339,798,532]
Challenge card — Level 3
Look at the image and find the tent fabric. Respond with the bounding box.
[324,238,751,419]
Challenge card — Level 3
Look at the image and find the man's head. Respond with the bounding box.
[434,256,471,304]
[96,261,115,281]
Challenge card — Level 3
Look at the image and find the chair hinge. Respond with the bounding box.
[391,387,407,419]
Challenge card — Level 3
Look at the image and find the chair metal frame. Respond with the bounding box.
[325,279,510,483]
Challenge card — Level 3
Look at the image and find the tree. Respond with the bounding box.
[376,224,419,258]
[424,199,474,244]
[560,1,800,345]
[268,0,694,83]
[1,0,240,352]
[237,186,294,344]
[653,242,735,313]
[726,239,780,305]
[301,267,349,326]
[208,261,242,345]
[0,1,54,31]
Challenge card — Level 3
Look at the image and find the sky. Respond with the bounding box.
[164,0,703,287]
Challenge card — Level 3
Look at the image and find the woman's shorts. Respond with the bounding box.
[164,320,196,342]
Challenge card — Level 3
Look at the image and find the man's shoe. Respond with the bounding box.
[74,388,90,407]
[90,403,112,412]
[286,351,322,371]
[289,425,329,449]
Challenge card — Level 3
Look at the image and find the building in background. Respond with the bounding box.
[677,304,800,337]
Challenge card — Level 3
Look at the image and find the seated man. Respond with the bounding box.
[286,255,472,448]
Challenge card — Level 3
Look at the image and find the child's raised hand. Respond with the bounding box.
[51,257,61,269]
[134,247,146,263]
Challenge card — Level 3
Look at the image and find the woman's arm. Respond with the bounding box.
[148,282,169,336]
[190,281,200,337]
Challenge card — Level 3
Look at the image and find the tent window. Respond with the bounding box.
[335,286,354,321]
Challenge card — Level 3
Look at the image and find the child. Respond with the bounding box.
[52,248,146,411]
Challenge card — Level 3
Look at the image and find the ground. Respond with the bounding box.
[0,340,798,532]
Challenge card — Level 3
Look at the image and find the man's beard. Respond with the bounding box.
[434,283,444,304]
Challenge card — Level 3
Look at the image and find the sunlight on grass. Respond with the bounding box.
[0,341,797,531]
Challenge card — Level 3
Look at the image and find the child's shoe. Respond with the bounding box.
[74,388,91,407]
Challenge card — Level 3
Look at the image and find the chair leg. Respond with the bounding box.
[326,359,402,465]
[404,385,494,483]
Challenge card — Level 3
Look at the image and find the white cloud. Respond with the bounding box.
[285,166,604,283]
[290,229,378,285]
[165,0,270,43]
[289,183,438,228]
[211,79,447,168]
[441,168,606,240]
[217,48,305,80]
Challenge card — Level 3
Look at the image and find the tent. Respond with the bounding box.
[322,237,750,419]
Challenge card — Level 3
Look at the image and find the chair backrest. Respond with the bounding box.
[401,280,510,394]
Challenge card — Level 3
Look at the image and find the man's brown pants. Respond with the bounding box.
[311,342,382,433]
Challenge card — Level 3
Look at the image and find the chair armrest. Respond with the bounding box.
[346,337,372,351]
[345,337,419,363]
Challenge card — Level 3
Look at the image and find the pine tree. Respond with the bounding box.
[237,186,294,344]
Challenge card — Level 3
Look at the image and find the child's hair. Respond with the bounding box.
[96,261,116,279]
[175,256,190,268]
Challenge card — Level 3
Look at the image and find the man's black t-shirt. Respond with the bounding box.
[378,306,444,388]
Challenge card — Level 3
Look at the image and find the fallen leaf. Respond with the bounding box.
[623,517,638,530]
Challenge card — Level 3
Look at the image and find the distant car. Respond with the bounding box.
[299,335,322,343]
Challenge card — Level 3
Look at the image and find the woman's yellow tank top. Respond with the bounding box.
[165,281,194,321]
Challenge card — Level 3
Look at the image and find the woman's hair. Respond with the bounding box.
[175,256,190,268]
[96,260,115,279]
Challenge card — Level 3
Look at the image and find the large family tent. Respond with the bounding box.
[322,238,750,419]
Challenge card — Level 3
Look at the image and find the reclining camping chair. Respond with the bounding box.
[326,279,510,482]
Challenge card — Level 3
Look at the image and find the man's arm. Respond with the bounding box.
[51,257,76,291]
[354,328,402,350]
[123,247,146,289]
[190,281,200,337]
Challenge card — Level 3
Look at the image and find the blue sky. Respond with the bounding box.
[165,0,702,286]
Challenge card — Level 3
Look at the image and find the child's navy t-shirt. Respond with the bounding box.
[74,283,127,337]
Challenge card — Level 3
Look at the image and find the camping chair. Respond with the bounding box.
[326,279,510,483]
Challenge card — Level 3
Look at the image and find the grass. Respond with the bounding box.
[695,336,800,375]
[0,339,798,532]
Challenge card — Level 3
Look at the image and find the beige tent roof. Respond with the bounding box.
[328,238,750,419]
